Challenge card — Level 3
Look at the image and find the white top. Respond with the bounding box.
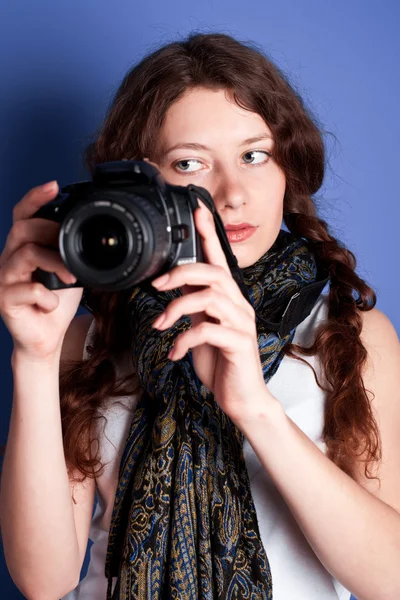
[63,294,351,600]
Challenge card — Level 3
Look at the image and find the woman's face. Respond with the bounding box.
[153,87,286,268]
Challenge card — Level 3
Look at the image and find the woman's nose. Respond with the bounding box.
[212,170,247,210]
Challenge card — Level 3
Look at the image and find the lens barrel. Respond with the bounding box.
[58,190,171,290]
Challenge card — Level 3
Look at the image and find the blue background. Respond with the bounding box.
[1,1,399,598]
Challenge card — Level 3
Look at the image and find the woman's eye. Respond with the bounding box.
[242,150,271,165]
[174,159,203,173]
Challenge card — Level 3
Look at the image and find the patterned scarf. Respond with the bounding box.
[105,230,320,599]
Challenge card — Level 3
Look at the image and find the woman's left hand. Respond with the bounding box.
[151,201,276,424]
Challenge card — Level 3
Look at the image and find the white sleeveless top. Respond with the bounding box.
[63,294,352,600]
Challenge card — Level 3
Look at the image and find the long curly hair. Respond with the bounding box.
[59,32,380,495]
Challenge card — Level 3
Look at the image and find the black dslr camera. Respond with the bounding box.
[32,161,212,292]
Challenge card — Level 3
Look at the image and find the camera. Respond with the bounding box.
[32,160,208,292]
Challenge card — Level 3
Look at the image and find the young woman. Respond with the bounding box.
[0,33,399,600]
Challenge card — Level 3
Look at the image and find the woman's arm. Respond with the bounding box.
[235,307,400,600]
[0,314,95,600]
[152,205,400,600]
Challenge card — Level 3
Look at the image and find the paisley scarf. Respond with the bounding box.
[104,230,323,599]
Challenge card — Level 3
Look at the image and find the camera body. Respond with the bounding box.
[32,160,204,292]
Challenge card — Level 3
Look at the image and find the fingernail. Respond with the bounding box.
[152,273,169,288]
[152,314,165,329]
[42,181,57,193]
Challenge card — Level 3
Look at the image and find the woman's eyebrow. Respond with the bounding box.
[161,142,210,156]
[241,134,273,145]
[160,133,273,158]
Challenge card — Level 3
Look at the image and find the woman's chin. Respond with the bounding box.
[230,242,272,269]
[233,248,263,269]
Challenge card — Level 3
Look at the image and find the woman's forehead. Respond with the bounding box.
[158,87,273,154]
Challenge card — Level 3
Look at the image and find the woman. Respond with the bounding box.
[0,33,399,600]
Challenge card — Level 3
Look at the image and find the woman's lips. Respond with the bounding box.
[224,224,258,243]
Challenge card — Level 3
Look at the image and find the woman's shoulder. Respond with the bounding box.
[295,296,399,349]
[358,305,399,410]
[360,306,399,348]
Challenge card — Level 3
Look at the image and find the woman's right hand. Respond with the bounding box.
[0,181,85,361]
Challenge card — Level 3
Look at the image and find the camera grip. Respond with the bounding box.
[32,268,79,290]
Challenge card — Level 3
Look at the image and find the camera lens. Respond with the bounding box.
[77,215,128,270]
[59,188,175,291]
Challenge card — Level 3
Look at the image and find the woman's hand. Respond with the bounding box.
[151,202,276,424]
[0,182,83,361]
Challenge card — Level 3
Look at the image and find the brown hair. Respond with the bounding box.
[59,32,380,492]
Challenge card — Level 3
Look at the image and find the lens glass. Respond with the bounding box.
[78,215,129,270]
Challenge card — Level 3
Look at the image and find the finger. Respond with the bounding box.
[0,281,59,314]
[194,201,231,272]
[152,287,255,332]
[152,262,247,309]
[0,218,60,268]
[0,243,77,286]
[12,181,59,223]
[169,321,256,361]
[142,157,161,171]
